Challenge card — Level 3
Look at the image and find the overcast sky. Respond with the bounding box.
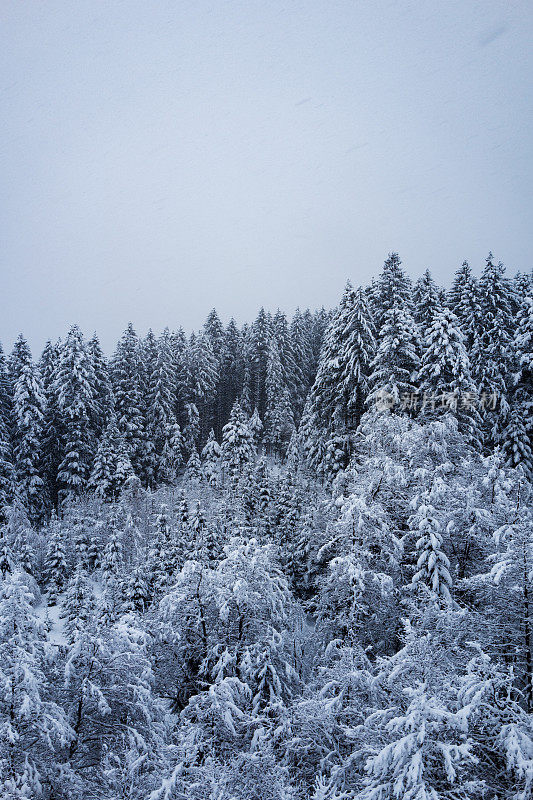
[1,1,532,353]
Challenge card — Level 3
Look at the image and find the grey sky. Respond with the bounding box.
[1,1,532,353]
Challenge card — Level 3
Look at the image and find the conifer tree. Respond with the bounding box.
[201,429,221,486]
[221,400,255,485]
[410,492,452,604]
[184,445,202,484]
[448,260,480,351]
[110,323,146,477]
[264,339,295,458]
[418,307,481,442]
[45,515,68,604]
[413,268,443,328]
[12,342,46,521]
[89,412,133,498]
[0,344,14,516]
[470,254,516,448]
[54,326,97,498]
[367,305,420,413]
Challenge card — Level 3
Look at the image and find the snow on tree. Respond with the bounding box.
[359,683,474,800]
[45,514,68,604]
[54,325,97,498]
[469,254,516,449]
[0,571,73,794]
[264,338,295,458]
[183,444,202,484]
[413,268,443,329]
[201,428,221,486]
[110,323,146,477]
[11,338,47,522]
[418,307,481,443]
[89,411,133,498]
[409,490,453,605]
[248,406,263,449]
[221,400,255,485]
[367,305,420,413]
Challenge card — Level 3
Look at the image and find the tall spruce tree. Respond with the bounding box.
[55,326,97,498]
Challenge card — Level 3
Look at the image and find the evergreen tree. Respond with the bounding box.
[201,429,221,486]
[184,445,202,484]
[264,338,295,458]
[470,254,516,449]
[448,260,481,351]
[367,305,420,413]
[0,344,14,517]
[221,400,255,485]
[11,342,46,522]
[413,268,443,328]
[418,307,481,442]
[89,412,134,498]
[410,491,453,605]
[110,323,146,477]
[45,515,68,604]
[55,326,97,498]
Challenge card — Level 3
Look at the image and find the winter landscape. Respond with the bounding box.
[0,253,532,798]
[2,2,532,798]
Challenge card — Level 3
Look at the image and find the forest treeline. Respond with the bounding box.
[0,253,532,799]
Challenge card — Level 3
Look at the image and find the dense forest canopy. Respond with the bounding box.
[0,252,532,799]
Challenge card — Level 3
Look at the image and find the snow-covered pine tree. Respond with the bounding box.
[11,341,47,522]
[0,344,14,516]
[469,254,516,449]
[418,306,481,443]
[410,491,452,605]
[221,399,255,485]
[264,338,295,458]
[184,444,202,484]
[87,332,112,439]
[45,514,68,604]
[366,304,420,414]
[89,412,133,498]
[413,268,443,329]
[110,323,146,477]
[301,284,375,478]
[248,406,263,449]
[448,260,481,351]
[201,428,221,486]
[54,325,97,499]
[502,290,533,477]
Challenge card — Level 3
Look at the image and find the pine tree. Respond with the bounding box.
[110,323,146,477]
[418,307,481,443]
[264,339,295,458]
[39,338,62,507]
[371,252,413,327]
[410,492,452,605]
[0,344,14,517]
[248,407,263,449]
[221,400,255,485]
[301,284,375,476]
[201,429,221,486]
[184,445,202,484]
[367,305,420,413]
[89,412,133,498]
[55,326,97,498]
[413,268,443,329]
[62,563,94,643]
[470,254,516,449]
[45,515,68,605]
[11,342,46,522]
[448,260,480,351]
[87,332,112,439]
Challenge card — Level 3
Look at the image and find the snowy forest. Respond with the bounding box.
[0,252,532,799]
